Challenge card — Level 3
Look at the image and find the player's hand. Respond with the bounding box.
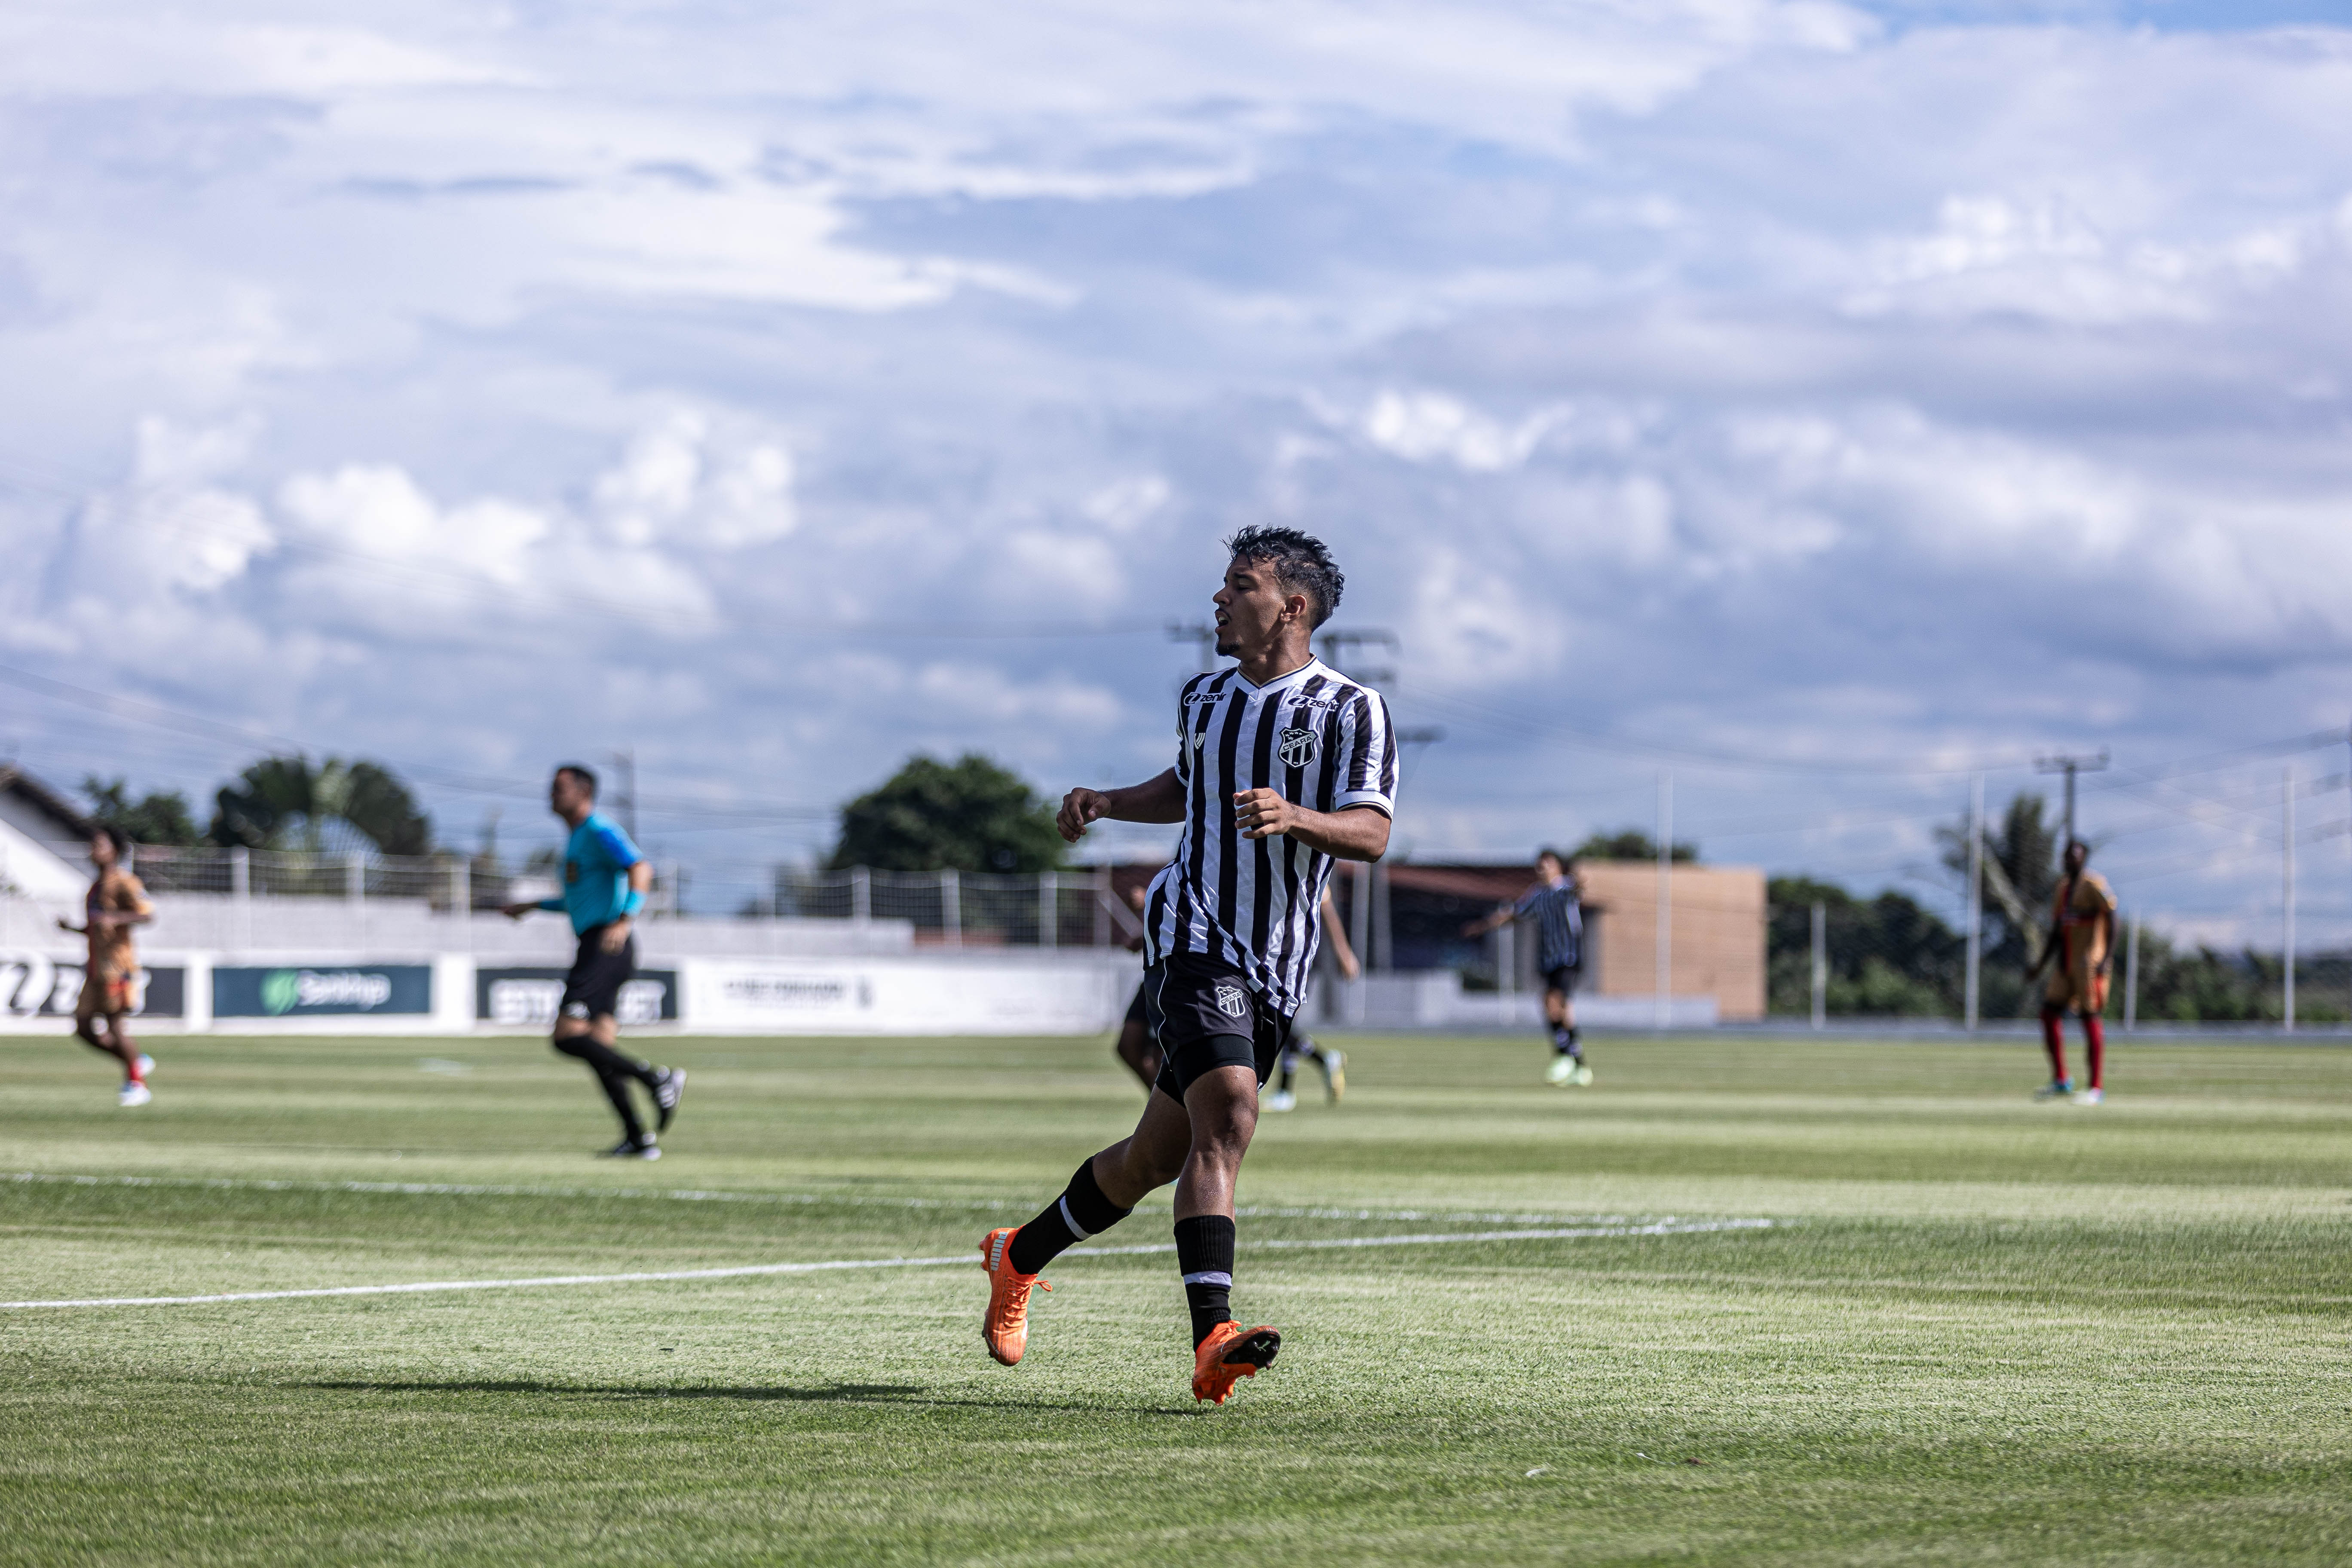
[1058,787,1111,843]
[600,917,631,954]
[55,917,76,933]
[500,901,532,921]
[1232,787,1300,839]
[1338,952,1362,980]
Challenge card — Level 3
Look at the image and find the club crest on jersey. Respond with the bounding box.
[1277,726,1318,768]
[1213,981,1248,1018]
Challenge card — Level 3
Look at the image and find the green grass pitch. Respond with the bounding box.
[2,1027,2348,1565]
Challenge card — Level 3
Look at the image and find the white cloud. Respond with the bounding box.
[4,0,2351,930]
[1359,390,1563,472]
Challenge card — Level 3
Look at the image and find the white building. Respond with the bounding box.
[0,765,93,903]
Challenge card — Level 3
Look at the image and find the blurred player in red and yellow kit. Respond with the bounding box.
[56,825,156,1106]
[2027,840,2116,1106]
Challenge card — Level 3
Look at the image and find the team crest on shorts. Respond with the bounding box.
[1214,981,1248,1018]
[1277,726,1318,767]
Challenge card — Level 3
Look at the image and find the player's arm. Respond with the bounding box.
[601,859,653,953]
[1461,904,1513,939]
[87,879,155,931]
[2094,900,2118,975]
[1058,769,1185,842]
[1232,794,1390,862]
[1320,888,1361,979]
[2026,918,2058,977]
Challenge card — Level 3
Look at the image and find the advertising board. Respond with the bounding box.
[475,967,677,1027]
[212,964,433,1018]
[0,955,186,1019]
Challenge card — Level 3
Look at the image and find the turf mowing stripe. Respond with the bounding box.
[0,1219,1771,1311]
[0,1172,1636,1226]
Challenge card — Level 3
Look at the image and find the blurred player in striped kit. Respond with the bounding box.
[1466,849,1589,1086]
[1263,886,1356,1111]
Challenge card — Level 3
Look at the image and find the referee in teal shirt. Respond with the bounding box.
[503,764,685,1157]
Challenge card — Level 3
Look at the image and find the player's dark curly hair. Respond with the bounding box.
[94,824,132,858]
[1224,525,1344,628]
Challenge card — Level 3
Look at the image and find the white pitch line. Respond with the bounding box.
[0,1219,1770,1311]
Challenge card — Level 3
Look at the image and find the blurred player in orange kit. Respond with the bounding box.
[2028,839,2117,1105]
[57,825,156,1106]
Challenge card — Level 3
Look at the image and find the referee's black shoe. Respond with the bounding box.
[654,1068,687,1132]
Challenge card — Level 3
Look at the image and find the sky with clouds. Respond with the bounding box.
[2,0,2349,942]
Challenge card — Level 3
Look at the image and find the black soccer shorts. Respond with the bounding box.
[1144,953,1292,1102]
[560,926,637,1021]
[1542,963,1580,998]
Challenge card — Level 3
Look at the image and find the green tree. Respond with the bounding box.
[1935,791,2061,1017]
[1767,876,1966,1017]
[209,755,433,856]
[82,776,205,846]
[829,753,1064,873]
[1571,828,1697,863]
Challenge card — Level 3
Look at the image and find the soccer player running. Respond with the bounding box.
[1464,848,1589,1086]
[2026,839,2117,1105]
[55,826,155,1106]
[1110,883,1162,1091]
[1264,887,1357,1112]
[502,765,684,1158]
[980,526,1397,1403]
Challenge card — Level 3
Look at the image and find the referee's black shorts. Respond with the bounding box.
[1144,953,1292,1103]
[560,925,637,1021]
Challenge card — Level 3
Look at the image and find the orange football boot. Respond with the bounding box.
[980,1226,1050,1366]
[1191,1321,1281,1404]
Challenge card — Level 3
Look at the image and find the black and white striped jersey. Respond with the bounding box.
[1142,657,1398,1017]
[1513,876,1583,972]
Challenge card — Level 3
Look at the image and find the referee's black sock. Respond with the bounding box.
[556,1036,653,1143]
[1174,1215,1236,1347]
[1008,1159,1133,1275]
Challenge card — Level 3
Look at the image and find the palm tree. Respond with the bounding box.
[209,755,432,858]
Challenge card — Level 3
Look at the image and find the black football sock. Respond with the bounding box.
[1276,1057,1297,1093]
[1008,1158,1133,1275]
[1550,1025,1573,1054]
[555,1038,649,1142]
[559,1035,657,1087]
[1565,1027,1582,1060]
[1175,1215,1237,1347]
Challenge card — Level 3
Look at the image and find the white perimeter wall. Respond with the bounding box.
[0,945,1140,1037]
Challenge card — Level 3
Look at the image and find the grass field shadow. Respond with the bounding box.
[299,1378,1191,1415]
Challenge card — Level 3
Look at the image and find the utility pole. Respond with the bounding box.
[2284,765,2296,1033]
[1314,628,1400,687]
[1965,772,1983,1032]
[608,749,638,842]
[2124,914,2140,1032]
[1810,900,1827,1031]
[2034,750,2109,847]
[1165,622,1218,674]
[1656,771,1673,1029]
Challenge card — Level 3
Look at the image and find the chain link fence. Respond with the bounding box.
[115,848,1144,949]
[775,867,1141,947]
[1765,894,2350,1026]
